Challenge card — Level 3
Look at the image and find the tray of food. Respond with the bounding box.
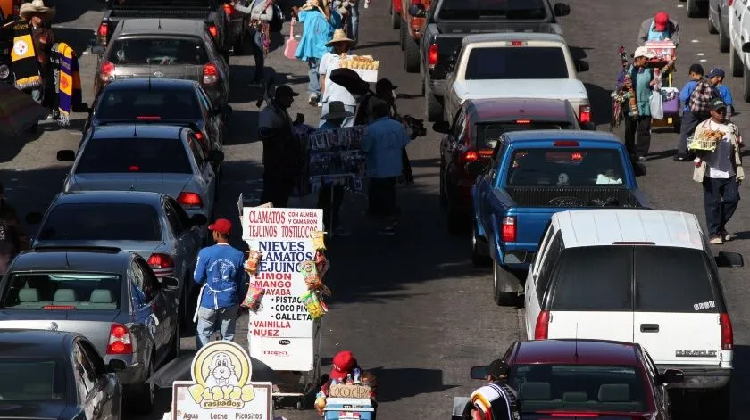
[688,129,724,152]
[339,54,380,82]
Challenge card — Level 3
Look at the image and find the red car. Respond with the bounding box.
[470,339,685,419]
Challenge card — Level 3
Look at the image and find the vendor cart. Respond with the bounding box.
[645,40,680,132]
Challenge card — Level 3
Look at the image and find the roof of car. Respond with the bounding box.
[502,129,622,145]
[52,191,166,206]
[10,249,133,273]
[103,78,198,90]
[553,209,705,251]
[465,98,573,122]
[0,330,76,357]
[90,124,184,139]
[117,18,205,37]
[463,32,564,46]
[513,339,640,366]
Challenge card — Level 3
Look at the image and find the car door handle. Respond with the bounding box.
[640,324,659,333]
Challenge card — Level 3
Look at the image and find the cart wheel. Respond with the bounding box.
[297,399,305,410]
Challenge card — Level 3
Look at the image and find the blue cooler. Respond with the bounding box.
[324,398,374,420]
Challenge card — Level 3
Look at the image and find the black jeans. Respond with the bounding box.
[317,185,345,230]
[260,173,294,208]
[679,111,710,155]
[623,116,652,160]
[402,149,413,182]
[250,29,264,82]
[703,176,740,236]
[368,177,397,219]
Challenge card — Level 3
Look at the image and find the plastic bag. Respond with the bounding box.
[311,230,326,251]
[650,91,663,120]
[300,290,325,319]
[244,250,262,274]
[315,251,329,277]
[241,286,265,311]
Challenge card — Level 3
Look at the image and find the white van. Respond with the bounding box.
[727,0,750,101]
[522,209,743,411]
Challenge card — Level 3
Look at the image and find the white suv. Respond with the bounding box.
[727,0,750,101]
[522,209,744,414]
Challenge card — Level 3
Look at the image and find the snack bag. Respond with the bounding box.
[300,290,324,319]
[245,250,262,274]
[311,230,327,251]
[299,259,317,278]
[241,286,265,311]
[315,250,329,277]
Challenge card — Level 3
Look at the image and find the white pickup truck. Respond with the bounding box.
[443,32,594,130]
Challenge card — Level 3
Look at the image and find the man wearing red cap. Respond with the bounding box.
[638,11,679,46]
[193,218,247,349]
[316,350,378,416]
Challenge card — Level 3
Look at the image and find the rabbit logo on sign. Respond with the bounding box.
[187,341,256,408]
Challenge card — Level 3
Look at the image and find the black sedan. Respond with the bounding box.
[82,78,227,159]
[0,329,122,420]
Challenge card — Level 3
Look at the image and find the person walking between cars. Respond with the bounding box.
[676,64,715,162]
[194,218,246,350]
[231,0,273,85]
[13,0,54,110]
[294,0,342,106]
[317,101,353,235]
[638,11,679,45]
[258,85,303,207]
[319,29,356,127]
[693,99,744,245]
[620,46,657,164]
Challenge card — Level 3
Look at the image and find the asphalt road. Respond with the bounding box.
[3,0,750,419]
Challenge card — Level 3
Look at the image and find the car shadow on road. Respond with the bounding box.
[365,366,459,402]
[226,110,261,144]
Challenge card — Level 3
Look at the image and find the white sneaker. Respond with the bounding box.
[364,0,370,8]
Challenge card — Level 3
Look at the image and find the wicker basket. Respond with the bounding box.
[687,136,718,152]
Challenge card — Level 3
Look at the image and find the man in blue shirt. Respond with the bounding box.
[361,99,411,235]
[194,218,246,349]
[707,68,734,115]
[676,64,712,161]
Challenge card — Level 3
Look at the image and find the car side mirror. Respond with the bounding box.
[408,4,426,17]
[742,42,750,53]
[715,251,744,268]
[553,3,571,17]
[57,150,76,162]
[470,365,488,380]
[25,212,43,225]
[91,45,105,55]
[207,150,225,163]
[191,214,208,226]
[660,369,684,384]
[107,359,127,373]
[432,121,450,134]
[466,161,483,177]
[159,275,180,289]
[575,60,589,72]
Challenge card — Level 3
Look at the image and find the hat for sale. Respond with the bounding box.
[633,46,655,59]
[653,11,670,32]
[707,68,726,79]
[711,98,727,111]
[208,218,232,235]
[329,350,357,381]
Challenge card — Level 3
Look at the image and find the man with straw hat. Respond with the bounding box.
[14,0,55,111]
[319,29,356,127]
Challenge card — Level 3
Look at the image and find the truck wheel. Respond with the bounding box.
[404,37,421,73]
[471,225,492,267]
[425,79,444,122]
[719,19,729,53]
[399,23,406,50]
[730,45,744,77]
[708,15,718,34]
[390,3,400,29]
[493,263,521,307]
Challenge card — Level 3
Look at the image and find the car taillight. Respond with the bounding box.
[534,310,550,340]
[501,216,516,243]
[203,63,218,85]
[208,25,218,38]
[97,22,108,38]
[136,116,161,120]
[428,44,438,66]
[720,313,733,350]
[107,324,133,355]
[148,253,175,269]
[460,150,478,163]
[579,105,591,124]
[100,61,115,83]
[178,192,204,208]
[515,119,531,124]
[511,40,522,46]
[195,132,205,141]
[553,140,579,147]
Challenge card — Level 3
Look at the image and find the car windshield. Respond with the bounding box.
[480,121,574,150]
[109,37,208,65]
[438,0,547,20]
[96,88,202,120]
[466,47,569,79]
[2,273,122,310]
[0,359,65,401]
[75,137,192,174]
[508,365,647,413]
[506,148,625,186]
[38,203,162,242]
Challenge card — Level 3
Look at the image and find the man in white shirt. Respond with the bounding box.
[319,29,356,127]
[693,98,744,244]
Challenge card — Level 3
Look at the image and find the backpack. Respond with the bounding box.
[688,79,716,113]
[270,4,284,33]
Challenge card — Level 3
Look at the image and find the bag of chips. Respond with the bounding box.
[245,250,262,274]
[299,259,317,277]
[311,230,327,251]
[315,251,329,277]
[300,290,325,319]
[241,286,265,311]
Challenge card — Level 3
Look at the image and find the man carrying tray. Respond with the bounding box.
[319,29,357,127]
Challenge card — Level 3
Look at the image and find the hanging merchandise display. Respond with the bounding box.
[299,230,331,319]
[307,126,367,193]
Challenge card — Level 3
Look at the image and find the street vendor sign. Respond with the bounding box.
[240,201,323,371]
[172,341,271,420]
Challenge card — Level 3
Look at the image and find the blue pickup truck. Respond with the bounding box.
[470,130,650,306]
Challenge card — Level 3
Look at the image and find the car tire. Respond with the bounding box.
[719,18,730,53]
[730,44,744,77]
[425,78,443,122]
[130,358,155,415]
[471,224,492,267]
[709,14,718,34]
[390,3,400,29]
[399,22,406,50]
[687,0,702,18]
[493,263,521,307]
[404,36,421,73]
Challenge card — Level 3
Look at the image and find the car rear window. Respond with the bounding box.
[0,360,64,401]
[438,0,547,20]
[2,273,122,310]
[479,121,574,150]
[109,37,208,65]
[550,246,632,311]
[506,148,625,186]
[38,203,161,242]
[509,365,646,413]
[96,89,202,120]
[634,247,721,313]
[466,47,568,79]
[76,137,192,174]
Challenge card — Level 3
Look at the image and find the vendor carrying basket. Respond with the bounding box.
[687,135,718,152]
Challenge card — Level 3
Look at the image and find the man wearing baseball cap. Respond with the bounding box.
[193,218,246,349]
[638,11,679,46]
[707,68,734,115]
